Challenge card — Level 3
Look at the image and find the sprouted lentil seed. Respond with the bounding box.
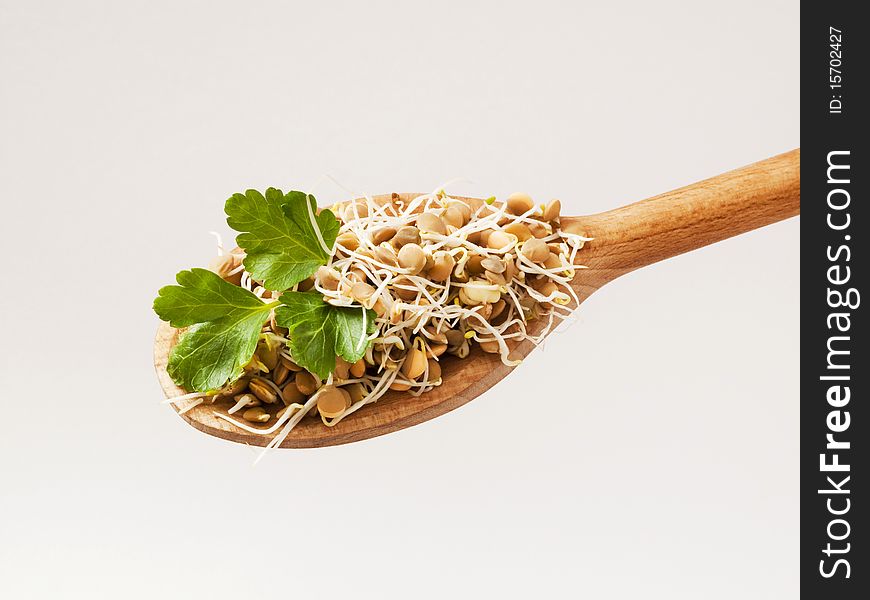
[162,189,592,454]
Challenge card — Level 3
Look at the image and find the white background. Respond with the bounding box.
[0,1,799,598]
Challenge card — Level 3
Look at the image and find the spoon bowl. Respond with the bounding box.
[154,149,800,448]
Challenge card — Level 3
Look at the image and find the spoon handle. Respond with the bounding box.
[562,148,800,285]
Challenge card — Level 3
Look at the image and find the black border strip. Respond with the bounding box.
[801,2,866,595]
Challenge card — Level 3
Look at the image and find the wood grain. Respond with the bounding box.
[154,149,800,448]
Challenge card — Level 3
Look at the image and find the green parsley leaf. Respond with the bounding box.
[153,268,274,391]
[153,268,269,328]
[167,312,270,393]
[225,188,340,292]
[275,291,376,380]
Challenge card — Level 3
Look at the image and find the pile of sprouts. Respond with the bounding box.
[169,189,591,454]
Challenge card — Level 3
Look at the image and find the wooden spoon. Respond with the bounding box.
[154,149,800,448]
